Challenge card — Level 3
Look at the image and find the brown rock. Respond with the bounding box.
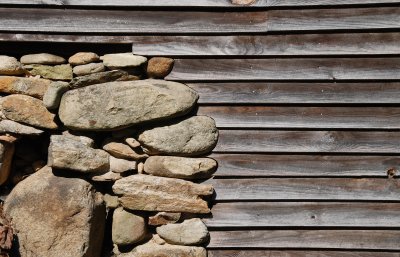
[112,207,148,246]
[137,162,144,174]
[110,156,136,173]
[0,56,25,75]
[149,212,181,226]
[1,94,58,129]
[0,76,51,99]
[103,139,148,160]
[113,174,213,213]
[147,57,174,78]
[20,53,66,65]
[125,137,141,148]
[68,52,100,65]
[91,170,122,182]
[0,142,14,185]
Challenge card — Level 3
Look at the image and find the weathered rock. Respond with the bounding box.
[100,53,147,69]
[43,81,69,110]
[91,170,122,182]
[147,57,174,78]
[138,116,218,156]
[103,139,147,160]
[24,64,73,81]
[145,156,217,179]
[68,52,100,65]
[0,76,51,99]
[120,239,207,257]
[103,193,119,209]
[0,142,14,185]
[0,56,25,75]
[1,94,58,129]
[69,70,135,89]
[110,155,136,173]
[73,62,105,76]
[149,212,181,226]
[0,120,44,136]
[59,79,198,131]
[112,207,148,246]
[20,53,66,65]
[125,137,141,148]
[61,130,95,147]
[48,135,110,173]
[4,166,105,257]
[137,162,144,174]
[157,218,209,246]
[113,174,213,213]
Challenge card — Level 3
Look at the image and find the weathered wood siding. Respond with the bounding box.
[1,1,400,256]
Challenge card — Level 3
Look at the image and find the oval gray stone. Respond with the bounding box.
[59,79,198,131]
[138,116,218,156]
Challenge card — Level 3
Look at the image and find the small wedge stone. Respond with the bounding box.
[43,81,69,110]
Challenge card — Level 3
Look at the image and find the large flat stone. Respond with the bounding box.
[0,76,51,99]
[59,79,198,131]
[112,174,213,214]
[4,166,105,257]
[100,53,147,69]
[25,64,73,81]
[138,116,218,156]
[0,120,44,136]
[20,53,66,65]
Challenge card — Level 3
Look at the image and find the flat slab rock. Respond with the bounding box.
[138,116,218,156]
[113,174,213,214]
[157,218,209,246]
[0,76,51,99]
[59,79,198,131]
[25,64,73,81]
[100,53,147,69]
[0,119,43,136]
[4,166,105,257]
[20,53,66,65]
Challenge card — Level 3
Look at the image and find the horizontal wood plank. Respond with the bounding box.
[205,202,400,227]
[210,154,400,177]
[209,178,400,201]
[215,130,400,153]
[168,58,400,81]
[208,230,400,250]
[190,82,400,104]
[0,7,399,33]
[198,106,400,129]
[208,250,400,257]
[132,33,400,56]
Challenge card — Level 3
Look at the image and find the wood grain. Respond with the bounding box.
[168,58,400,81]
[210,154,400,177]
[215,130,400,154]
[209,178,400,201]
[0,7,399,33]
[205,202,400,227]
[132,33,400,56]
[208,230,400,249]
[208,250,400,257]
[198,106,400,129]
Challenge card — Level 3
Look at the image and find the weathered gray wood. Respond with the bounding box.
[215,130,400,153]
[205,202,400,227]
[190,82,400,104]
[0,7,399,33]
[167,58,400,81]
[208,178,400,201]
[210,154,400,177]
[208,250,400,257]
[198,106,400,129]
[132,33,400,56]
[208,230,400,249]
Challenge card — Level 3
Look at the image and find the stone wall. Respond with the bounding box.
[0,52,218,257]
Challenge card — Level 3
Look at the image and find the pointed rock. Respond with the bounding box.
[157,218,209,246]
[20,53,66,65]
[0,76,51,99]
[0,56,25,75]
[68,52,100,65]
[113,174,213,214]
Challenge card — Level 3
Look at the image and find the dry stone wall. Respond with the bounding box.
[0,52,218,257]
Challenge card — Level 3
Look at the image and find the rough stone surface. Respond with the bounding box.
[59,79,198,131]
[0,76,51,99]
[4,166,105,257]
[48,135,110,173]
[119,239,207,257]
[61,131,95,147]
[125,137,141,148]
[113,174,213,213]
[112,207,148,246]
[73,62,105,76]
[0,56,25,75]
[69,52,100,65]
[145,156,217,179]
[138,116,218,156]
[43,81,69,110]
[25,64,73,81]
[149,212,181,226]
[1,94,58,129]
[103,194,119,209]
[100,53,147,69]
[157,218,209,246]
[20,53,66,65]
[147,57,174,78]
[110,155,136,173]
[0,142,14,185]
[0,120,44,135]
[69,70,135,89]
[103,139,147,160]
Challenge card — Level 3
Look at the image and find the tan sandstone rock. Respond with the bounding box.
[103,139,148,160]
[100,53,147,69]
[68,52,100,65]
[110,155,136,173]
[112,207,148,246]
[0,56,25,75]
[73,62,105,76]
[149,212,181,226]
[0,76,51,99]
[20,53,66,65]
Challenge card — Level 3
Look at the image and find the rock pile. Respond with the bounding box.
[0,52,217,257]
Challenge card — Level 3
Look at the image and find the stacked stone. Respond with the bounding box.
[0,52,217,257]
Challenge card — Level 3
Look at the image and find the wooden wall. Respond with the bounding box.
[1,1,400,256]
